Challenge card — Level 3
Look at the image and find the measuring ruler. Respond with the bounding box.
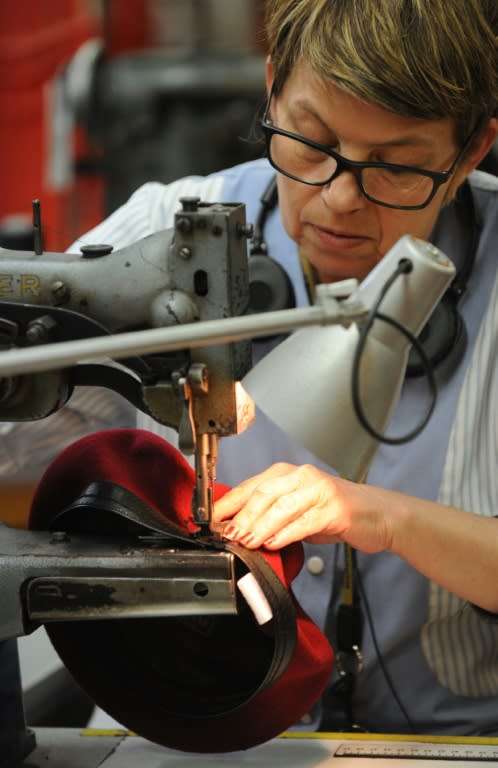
[335,740,498,761]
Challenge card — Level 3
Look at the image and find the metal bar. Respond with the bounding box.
[0,524,237,641]
[0,287,364,377]
[26,575,237,621]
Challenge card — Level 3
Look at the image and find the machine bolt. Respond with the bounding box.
[26,315,57,344]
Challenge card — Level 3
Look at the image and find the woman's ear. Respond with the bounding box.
[462,118,498,175]
[446,118,498,201]
[265,56,274,95]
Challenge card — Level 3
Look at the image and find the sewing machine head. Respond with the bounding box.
[0,198,255,526]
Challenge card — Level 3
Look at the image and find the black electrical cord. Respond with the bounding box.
[354,560,416,733]
[348,260,430,731]
[351,259,438,444]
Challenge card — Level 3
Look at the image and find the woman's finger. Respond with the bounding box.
[222,466,336,548]
[212,462,296,522]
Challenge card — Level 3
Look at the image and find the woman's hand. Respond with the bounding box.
[212,462,395,553]
[213,462,498,611]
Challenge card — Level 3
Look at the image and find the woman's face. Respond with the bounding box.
[267,60,475,283]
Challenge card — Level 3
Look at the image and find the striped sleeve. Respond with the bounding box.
[68,174,226,252]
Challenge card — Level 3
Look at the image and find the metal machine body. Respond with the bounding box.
[0,522,237,644]
[0,195,367,648]
[0,198,252,765]
[0,197,253,527]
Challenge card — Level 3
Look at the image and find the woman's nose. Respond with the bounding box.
[320,169,366,213]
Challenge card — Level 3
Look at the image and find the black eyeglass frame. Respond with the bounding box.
[260,91,477,211]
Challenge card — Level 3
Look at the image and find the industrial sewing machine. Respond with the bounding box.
[0,198,457,765]
[0,197,257,527]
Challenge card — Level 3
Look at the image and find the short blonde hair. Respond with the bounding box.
[265,0,498,142]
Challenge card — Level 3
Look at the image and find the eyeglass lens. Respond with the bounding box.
[269,132,435,207]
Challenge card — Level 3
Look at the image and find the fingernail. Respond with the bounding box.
[240,532,255,546]
[263,536,276,547]
[223,525,238,540]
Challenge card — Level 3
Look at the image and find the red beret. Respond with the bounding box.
[30,429,333,752]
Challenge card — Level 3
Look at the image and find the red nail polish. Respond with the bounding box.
[223,525,237,539]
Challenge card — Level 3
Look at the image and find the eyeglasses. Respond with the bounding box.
[260,91,476,211]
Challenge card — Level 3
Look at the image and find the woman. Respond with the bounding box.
[204,0,498,734]
[4,0,498,737]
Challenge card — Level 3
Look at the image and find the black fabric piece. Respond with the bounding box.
[42,480,297,720]
[51,479,198,545]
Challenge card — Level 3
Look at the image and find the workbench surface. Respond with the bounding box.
[22,728,498,767]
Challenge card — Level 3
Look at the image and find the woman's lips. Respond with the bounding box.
[309,223,371,250]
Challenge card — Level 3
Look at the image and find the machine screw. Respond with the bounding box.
[178,246,192,260]
[176,217,193,234]
[51,531,69,543]
[237,222,254,238]
[188,362,208,393]
[50,280,70,305]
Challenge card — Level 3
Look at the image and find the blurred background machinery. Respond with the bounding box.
[0,0,267,253]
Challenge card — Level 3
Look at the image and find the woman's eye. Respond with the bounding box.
[374,152,430,169]
[293,142,328,162]
[289,120,335,148]
[383,165,412,177]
